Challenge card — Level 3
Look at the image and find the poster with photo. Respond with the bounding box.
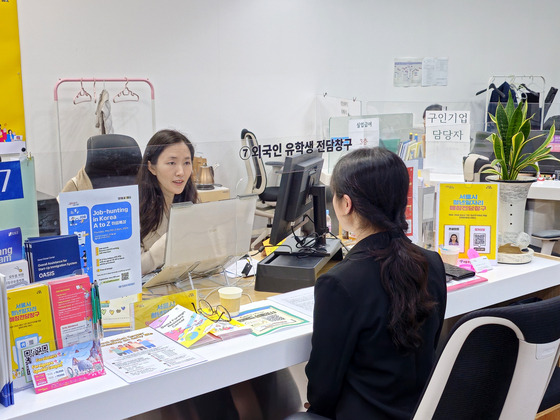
[437,183,498,263]
[444,225,465,253]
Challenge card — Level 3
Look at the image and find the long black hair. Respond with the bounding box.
[138,129,198,243]
[331,147,436,351]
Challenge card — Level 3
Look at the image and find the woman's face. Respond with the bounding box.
[148,142,192,202]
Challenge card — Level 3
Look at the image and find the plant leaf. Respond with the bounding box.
[495,103,509,141]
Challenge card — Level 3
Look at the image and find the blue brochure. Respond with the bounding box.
[0,227,22,264]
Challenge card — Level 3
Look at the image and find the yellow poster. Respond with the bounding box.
[437,183,498,263]
[0,0,26,154]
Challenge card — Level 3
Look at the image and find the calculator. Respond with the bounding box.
[444,262,476,280]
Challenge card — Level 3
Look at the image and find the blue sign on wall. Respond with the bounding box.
[0,161,24,201]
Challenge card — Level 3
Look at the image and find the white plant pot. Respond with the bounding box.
[487,175,536,263]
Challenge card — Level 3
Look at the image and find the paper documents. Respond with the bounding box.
[267,287,315,318]
[236,305,309,336]
[101,328,206,383]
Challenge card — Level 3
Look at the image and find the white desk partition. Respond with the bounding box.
[2,256,560,420]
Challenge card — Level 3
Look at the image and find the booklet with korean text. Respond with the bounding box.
[191,318,252,348]
[100,327,206,383]
[7,283,56,390]
[130,290,198,330]
[236,305,309,336]
[28,340,104,393]
[48,274,94,349]
[100,293,142,334]
[149,304,215,348]
[0,259,30,290]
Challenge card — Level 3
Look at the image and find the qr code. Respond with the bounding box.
[22,343,51,378]
[121,271,130,281]
[473,233,486,246]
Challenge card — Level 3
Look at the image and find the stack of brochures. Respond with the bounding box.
[398,135,423,161]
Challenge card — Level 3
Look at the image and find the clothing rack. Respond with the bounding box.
[484,75,545,131]
[53,77,156,189]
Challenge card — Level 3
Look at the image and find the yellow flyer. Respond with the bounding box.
[437,183,498,262]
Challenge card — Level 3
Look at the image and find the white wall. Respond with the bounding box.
[17,0,560,195]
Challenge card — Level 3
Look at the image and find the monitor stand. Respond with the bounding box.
[255,235,343,293]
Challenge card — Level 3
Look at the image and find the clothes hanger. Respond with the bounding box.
[475,83,506,98]
[73,79,93,104]
[113,78,140,103]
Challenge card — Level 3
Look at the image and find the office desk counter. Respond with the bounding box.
[0,299,313,420]
[2,255,560,420]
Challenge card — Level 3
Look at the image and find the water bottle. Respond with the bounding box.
[326,210,332,232]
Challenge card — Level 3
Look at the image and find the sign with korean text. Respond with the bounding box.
[425,111,471,175]
[437,183,498,263]
[348,118,380,148]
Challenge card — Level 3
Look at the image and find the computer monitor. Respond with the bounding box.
[269,151,327,248]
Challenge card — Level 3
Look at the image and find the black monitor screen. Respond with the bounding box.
[269,151,324,246]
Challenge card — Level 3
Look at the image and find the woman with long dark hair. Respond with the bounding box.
[304,147,447,419]
[138,129,198,274]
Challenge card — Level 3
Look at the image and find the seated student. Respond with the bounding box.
[299,147,447,419]
[138,129,198,275]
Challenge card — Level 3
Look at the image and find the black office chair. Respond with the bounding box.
[285,296,560,420]
[413,296,560,419]
[241,129,284,248]
[85,134,142,189]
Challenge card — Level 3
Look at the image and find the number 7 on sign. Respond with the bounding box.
[0,169,11,193]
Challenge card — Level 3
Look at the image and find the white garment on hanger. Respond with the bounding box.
[95,89,114,134]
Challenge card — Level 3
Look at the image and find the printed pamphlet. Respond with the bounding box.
[48,274,94,348]
[236,305,309,336]
[101,328,206,383]
[7,283,56,390]
[29,340,104,393]
[149,304,215,348]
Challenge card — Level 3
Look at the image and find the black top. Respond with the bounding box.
[306,232,447,420]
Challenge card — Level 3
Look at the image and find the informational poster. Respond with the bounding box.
[421,57,449,87]
[424,110,471,174]
[393,58,423,87]
[437,183,499,263]
[58,185,141,301]
[348,118,380,148]
[405,160,419,244]
[0,0,26,155]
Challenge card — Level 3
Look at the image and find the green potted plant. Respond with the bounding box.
[486,92,557,180]
[485,92,559,263]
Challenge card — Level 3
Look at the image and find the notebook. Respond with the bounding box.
[142,195,257,288]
